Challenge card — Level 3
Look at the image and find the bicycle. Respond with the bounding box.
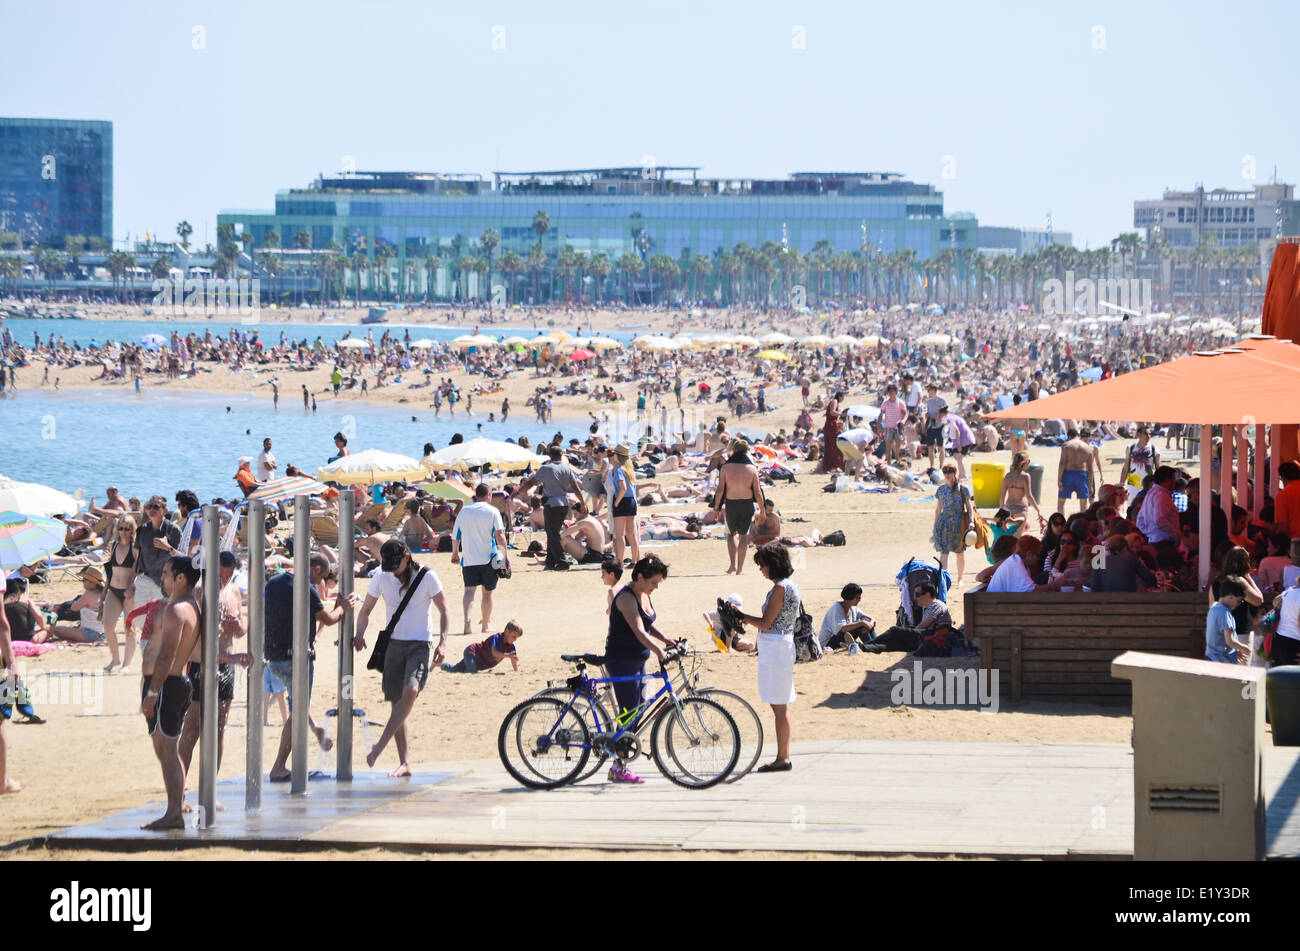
[530,641,763,783]
[498,640,740,790]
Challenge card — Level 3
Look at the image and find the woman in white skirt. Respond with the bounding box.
[738,542,799,772]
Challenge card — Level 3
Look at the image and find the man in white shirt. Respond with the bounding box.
[256,438,278,482]
[451,483,509,636]
[835,428,875,478]
[353,539,450,777]
[819,583,875,649]
[1271,585,1300,667]
[902,374,923,415]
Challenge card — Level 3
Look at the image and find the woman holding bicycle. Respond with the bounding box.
[738,543,799,773]
[603,553,676,784]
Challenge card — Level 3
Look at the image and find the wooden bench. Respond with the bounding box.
[963,591,1207,703]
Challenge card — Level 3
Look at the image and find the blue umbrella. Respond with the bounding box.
[0,510,67,572]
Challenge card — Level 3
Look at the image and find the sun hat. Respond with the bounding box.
[79,566,105,587]
[612,444,631,458]
[238,456,253,466]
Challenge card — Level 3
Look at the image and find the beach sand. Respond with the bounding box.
[4,304,1167,859]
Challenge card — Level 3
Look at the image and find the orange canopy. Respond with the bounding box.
[985,336,1300,425]
[1262,243,1300,463]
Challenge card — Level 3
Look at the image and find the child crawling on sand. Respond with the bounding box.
[442,620,522,674]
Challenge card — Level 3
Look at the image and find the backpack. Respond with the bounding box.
[823,530,846,546]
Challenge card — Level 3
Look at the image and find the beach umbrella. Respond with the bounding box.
[336,338,370,349]
[316,449,427,486]
[0,511,68,572]
[831,334,860,347]
[640,337,680,351]
[550,330,573,343]
[0,475,80,518]
[843,404,882,421]
[417,480,474,501]
[247,475,327,505]
[801,334,834,347]
[759,332,795,345]
[755,349,790,361]
[888,304,904,313]
[500,335,532,346]
[729,334,759,347]
[451,334,498,348]
[570,348,596,361]
[917,333,952,346]
[409,339,436,348]
[140,333,167,350]
[1078,367,1104,382]
[585,336,622,350]
[425,438,547,474]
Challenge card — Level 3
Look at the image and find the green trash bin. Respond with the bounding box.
[1027,462,1044,505]
[1267,667,1300,746]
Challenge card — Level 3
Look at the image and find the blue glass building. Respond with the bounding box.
[0,118,113,244]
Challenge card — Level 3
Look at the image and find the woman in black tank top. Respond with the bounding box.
[602,554,677,784]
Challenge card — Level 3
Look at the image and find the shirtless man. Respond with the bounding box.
[561,501,609,564]
[88,485,129,519]
[1057,428,1099,514]
[749,499,781,547]
[139,556,202,830]
[178,551,252,781]
[354,520,390,566]
[713,440,764,575]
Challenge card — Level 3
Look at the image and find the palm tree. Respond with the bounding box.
[349,251,367,306]
[528,243,548,304]
[810,240,833,302]
[557,246,580,303]
[455,256,474,302]
[587,252,612,305]
[617,253,642,305]
[0,255,20,296]
[531,212,550,252]
[648,254,679,306]
[375,243,396,300]
[176,220,193,250]
[479,229,499,312]
[690,254,711,302]
[424,254,442,301]
[38,249,63,299]
[1191,233,1218,312]
[498,250,525,304]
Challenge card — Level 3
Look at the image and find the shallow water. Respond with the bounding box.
[0,385,576,502]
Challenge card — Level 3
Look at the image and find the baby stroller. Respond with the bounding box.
[895,556,950,627]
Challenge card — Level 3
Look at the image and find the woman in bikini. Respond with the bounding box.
[103,515,139,673]
[998,451,1046,531]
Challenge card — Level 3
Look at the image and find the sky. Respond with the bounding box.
[3,0,1296,250]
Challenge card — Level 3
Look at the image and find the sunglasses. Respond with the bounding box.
[146,504,162,511]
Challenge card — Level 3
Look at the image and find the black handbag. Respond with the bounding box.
[366,566,427,672]
[793,600,823,663]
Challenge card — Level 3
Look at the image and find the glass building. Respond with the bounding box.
[219,168,977,297]
[0,118,113,244]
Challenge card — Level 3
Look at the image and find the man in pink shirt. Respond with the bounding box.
[879,384,908,465]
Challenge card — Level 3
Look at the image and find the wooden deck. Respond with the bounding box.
[46,740,1300,858]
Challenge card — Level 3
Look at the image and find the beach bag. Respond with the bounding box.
[366,567,427,673]
[970,509,992,551]
[793,601,823,663]
[823,530,846,546]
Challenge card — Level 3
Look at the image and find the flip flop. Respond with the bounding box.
[755,761,792,773]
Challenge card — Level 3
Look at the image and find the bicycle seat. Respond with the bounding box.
[560,653,607,665]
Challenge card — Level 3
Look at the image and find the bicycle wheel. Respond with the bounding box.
[532,686,615,783]
[650,697,739,789]
[498,697,590,790]
[694,688,763,781]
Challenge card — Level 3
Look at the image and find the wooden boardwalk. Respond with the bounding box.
[45,740,1300,858]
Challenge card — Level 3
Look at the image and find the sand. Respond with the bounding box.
[4,304,1164,860]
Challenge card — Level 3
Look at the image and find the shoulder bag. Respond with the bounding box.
[793,597,823,663]
[366,566,428,672]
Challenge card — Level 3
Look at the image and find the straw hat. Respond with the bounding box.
[79,566,105,587]
[612,443,631,458]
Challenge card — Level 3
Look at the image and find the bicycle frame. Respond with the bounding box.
[546,661,702,752]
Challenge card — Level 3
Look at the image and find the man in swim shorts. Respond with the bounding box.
[1057,428,1099,514]
[714,440,764,575]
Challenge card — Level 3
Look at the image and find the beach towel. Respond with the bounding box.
[13,642,60,657]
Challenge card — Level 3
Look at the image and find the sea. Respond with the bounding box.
[0,315,642,503]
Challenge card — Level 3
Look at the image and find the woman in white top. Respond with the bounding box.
[353,539,450,777]
[986,537,1061,593]
[737,543,801,773]
[42,567,107,643]
[1271,585,1300,667]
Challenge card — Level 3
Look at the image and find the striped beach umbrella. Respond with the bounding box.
[247,475,327,505]
[0,511,67,572]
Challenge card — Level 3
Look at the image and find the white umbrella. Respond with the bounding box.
[316,449,427,486]
[0,475,80,518]
[425,438,547,474]
[585,336,623,350]
[729,334,759,347]
[831,334,860,346]
[336,338,370,349]
[639,337,681,350]
[140,333,167,350]
[409,339,436,348]
[801,334,834,348]
[843,404,881,421]
[759,332,795,345]
[917,333,952,346]
[500,335,533,346]
[451,334,498,348]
